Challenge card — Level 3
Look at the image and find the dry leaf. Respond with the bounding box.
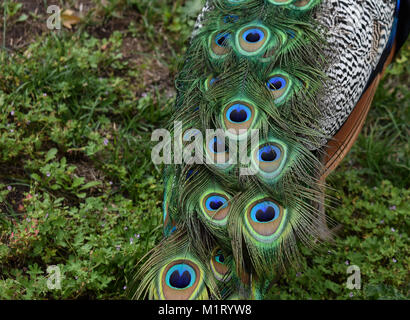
[61,9,81,29]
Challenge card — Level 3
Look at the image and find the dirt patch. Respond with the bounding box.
[0,0,97,50]
[74,160,105,182]
[1,1,177,97]
[85,8,177,96]
[0,0,48,49]
[0,182,30,217]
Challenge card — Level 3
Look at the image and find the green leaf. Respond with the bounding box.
[17,14,28,22]
[30,173,42,182]
[72,177,85,188]
[50,184,61,190]
[79,181,101,190]
[45,148,58,163]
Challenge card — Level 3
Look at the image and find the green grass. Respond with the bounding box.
[0,0,408,299]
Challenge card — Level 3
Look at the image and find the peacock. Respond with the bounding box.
[129,0,409,300]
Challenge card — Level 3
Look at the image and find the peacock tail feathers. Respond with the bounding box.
[129,0,406,300]
[130,228,219,300]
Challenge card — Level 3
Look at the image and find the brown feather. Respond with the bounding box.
[321,41,397,179]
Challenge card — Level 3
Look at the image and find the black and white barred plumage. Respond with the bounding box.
[317,0,396,139]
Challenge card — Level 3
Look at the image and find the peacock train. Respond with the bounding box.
[129,0,409,300]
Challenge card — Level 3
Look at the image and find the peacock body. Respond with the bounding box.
[130,0,409,300]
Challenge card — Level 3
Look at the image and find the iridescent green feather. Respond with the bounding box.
[132,0,332,300]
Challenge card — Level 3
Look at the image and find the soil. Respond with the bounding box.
[0,1,173,96]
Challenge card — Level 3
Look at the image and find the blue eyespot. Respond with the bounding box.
[205,195,228,211]
[215,251,225,264]
[215,33,231,47]
[258,145,281,162]
[209,136,228,154]
[166,264,196,289]
[226,103,252,123]
[250,201,279,223]
[267,76,287,91]
[242,28,265,44]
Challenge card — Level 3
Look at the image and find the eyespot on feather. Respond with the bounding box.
[209,136,229,154]
[211,31,231,57]
[237,25,269,55]
[244,198,286,241]
[256,144,284,173]
[159,259,206,300]
[266,71,294,104]
[222,101,255,135]
[210,247,232,281]
[251,140,287,182]
[267,75,289,99]
[200,192,231,224]
[205,135,232,167]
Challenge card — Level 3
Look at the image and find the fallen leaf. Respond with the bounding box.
[61,9,81,29]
